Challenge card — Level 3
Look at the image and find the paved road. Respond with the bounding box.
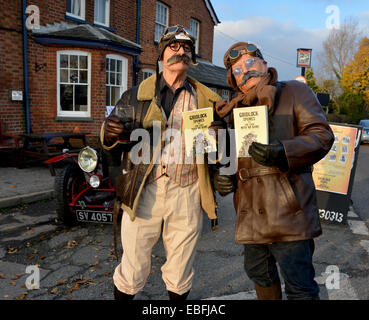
[0,192,368,300]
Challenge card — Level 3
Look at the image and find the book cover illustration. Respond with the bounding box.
[233,105,269,157]
[182,107,216,157]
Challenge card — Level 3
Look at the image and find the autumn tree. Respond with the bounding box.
[341,37,369,105]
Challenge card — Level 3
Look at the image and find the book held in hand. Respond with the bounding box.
[233,105,269,157]
[182,107,217,157]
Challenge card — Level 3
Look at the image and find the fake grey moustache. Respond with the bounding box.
[239,70,266,87]
[166,54,193,66]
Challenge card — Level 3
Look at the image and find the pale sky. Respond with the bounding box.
[211,0,369,80]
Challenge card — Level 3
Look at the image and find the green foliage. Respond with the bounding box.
[305,68,319,93]
[337,91,369,124]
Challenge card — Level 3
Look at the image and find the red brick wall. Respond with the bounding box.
[0,0,136,137]
[0,0,216,136]
[27,44,133,136]
[0,0,25,135]
[138,0,216,82]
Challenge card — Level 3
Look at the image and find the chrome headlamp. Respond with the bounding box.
[78,146,98,173]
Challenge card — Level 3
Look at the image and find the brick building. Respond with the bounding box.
[0,0,230,139]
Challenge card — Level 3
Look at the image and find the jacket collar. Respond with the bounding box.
[137,73,221,109]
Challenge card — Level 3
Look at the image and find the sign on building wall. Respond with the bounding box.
[312,123,362,225]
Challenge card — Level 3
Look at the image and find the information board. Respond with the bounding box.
[312,123,362,225]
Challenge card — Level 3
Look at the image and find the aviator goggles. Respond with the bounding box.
[227,43,263,66]
[159,25,194,43]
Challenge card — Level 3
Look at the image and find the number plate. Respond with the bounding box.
[76,210,113,224]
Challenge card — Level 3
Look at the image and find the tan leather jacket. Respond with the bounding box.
[234,80,334,244]
[100,74,222,221]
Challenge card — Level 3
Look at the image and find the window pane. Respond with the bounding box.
[79,56,87,69]
[70,69,79,83]
[110,72,115,85]
[106,71,109,84]
[116,60,122,73]
[110,59,116,72]
[111,86,121,106]
[106,58,110,71]
[106,86,110,106]
[155,24,165,41]
[60,55,68,68]
[116,73,121,85]
[71,0,81,16]
[60,69,68,83]
[98,0,106,24]
[75,85,88,111]
[60,84,73,111]
[70,55,78,68]
[79,70,87,83]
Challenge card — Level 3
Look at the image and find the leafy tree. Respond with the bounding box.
[337,91,367,124]
[305,68,319,93]
[341,37,369,106]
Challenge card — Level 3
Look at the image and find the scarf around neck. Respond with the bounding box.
[216,67,278,118]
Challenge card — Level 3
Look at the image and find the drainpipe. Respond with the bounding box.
[22,0,31,134]
[134,0,141,86]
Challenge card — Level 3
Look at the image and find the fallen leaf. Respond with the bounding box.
[9,185,17,188]
[15,292,28,300]
[10,281,17,285]
[33,250,38,254]
[0,273,5,279]
[50,287,58,294]
[11,274,23,280]
[27,254,34,260]
[40,256,46,260]
[3,295,9,298]
[65,240,78,249]
[56,280,68,286]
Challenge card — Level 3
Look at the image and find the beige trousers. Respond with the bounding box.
[113,175,203,295]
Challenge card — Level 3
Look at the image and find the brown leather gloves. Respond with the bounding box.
[248,141,288,170]
[213,171,236,196]
[104,115,124,145]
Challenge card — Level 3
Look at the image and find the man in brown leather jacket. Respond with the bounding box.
[101,25,222,300]
[213,42,334,300]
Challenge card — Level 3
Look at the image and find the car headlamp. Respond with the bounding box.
[78,147,98,173]
[89,174,101,188]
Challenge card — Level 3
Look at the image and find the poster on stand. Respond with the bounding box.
[312,123,362,225]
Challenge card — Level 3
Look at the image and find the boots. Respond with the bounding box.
[114,285,135,300]
[167,290,190,301]
[254,278,282,300]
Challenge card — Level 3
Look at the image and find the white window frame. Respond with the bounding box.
[94,0,110,27]
[190,18,200,54]
[155,1,169,42]
[57,50,91,118]
[106,54,128,114]
[142,68,155,81]
[66,0,86,20]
